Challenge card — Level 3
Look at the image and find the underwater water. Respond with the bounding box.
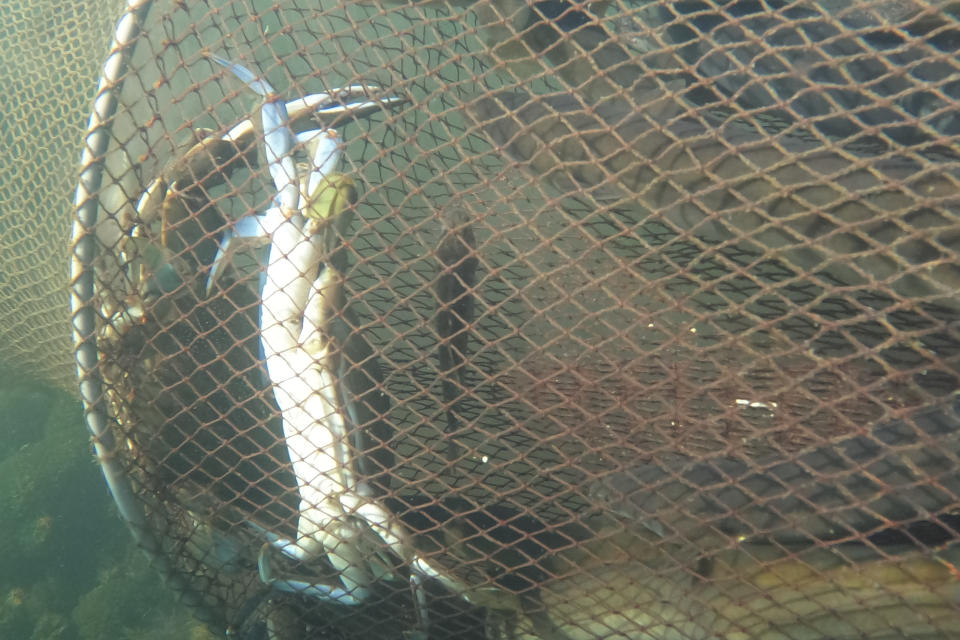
[0,371,214,640]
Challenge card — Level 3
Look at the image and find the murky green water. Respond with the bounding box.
[0,370,206,640]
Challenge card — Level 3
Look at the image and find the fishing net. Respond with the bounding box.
[0,0,124,385]
[71,0,960,638]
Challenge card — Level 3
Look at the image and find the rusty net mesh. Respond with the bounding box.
[72,0,960,638]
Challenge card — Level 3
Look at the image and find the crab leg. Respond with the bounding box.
[209,56,387,603]
[209,55,299,214]
[212,57,481,623]
[204,63,405,296]
[205,129,345,294]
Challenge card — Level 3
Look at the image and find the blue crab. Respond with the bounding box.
[205,54,485,630]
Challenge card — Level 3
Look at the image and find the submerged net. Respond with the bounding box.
[0,0,124,385]
[72,0,960,638]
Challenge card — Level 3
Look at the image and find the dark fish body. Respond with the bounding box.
[435,209,479,453]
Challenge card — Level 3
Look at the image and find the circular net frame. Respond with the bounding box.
[73,0,960,638]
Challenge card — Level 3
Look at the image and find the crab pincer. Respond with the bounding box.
[203,55,402,296]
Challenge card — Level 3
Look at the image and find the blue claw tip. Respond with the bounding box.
[205,229,234,296]
[206,212,280,296]
[208,53,276,98]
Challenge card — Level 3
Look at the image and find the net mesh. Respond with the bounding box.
[0,0,123,385]
[72,0,959,638]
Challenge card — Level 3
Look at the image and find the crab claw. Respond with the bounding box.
[205,129,344,296]
[257,543,367,604]
[205,206,286,296]
[207,54,276,98]
[207,53,299,212]
[310,93,409,127]
[297,129,348,211]
[289,87,407,120]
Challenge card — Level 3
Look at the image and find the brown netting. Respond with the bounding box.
[72,0,960,638]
